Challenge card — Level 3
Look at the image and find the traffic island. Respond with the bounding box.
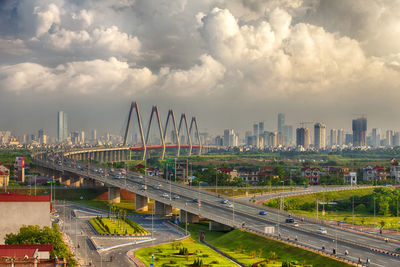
[89,216,149,236]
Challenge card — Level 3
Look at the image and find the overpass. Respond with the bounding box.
[33,150,400,267]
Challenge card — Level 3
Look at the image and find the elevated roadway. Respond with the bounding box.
[34,153,400,267]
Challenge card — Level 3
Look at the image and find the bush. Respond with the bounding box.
[355,203,367,213]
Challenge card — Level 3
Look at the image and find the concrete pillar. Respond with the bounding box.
[108,187,121,203]
[62,177,71,186]
[154,201,172,216]
[70,176,82,187]
[179,210,200,223]
[209,221,232,231]
[135,195,149,211]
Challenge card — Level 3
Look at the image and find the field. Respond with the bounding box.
[89,217,148,235]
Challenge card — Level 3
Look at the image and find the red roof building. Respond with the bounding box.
[0,244,52,259]
[0,192,50,202]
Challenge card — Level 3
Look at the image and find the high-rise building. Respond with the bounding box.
[282,125,293,145]
[277,113,285,133]
[268,132,277,147]
[393,132,400,147]
[253,124,259,147]
[352,117,367,147]
[80,131,85,144]
[92,129,97,141]
[345,134,353,145]
[337,129,345,146]
[330,129,338,146]
[296,127,310,149]
[57,111,68,143]
[386,130,394,147]
[372,128,380,147]
[314,123,326,149]
[38,129,44,140]
[223,129,238,147]
[259,122,264,135]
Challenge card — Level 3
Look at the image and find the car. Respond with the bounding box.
[221,199,229,204]
[193,198,199,203]
[395,247,400,253]
[157,183,162,187]
[172,195,180,199]
[226,202,234,208]
[140,185,147,191]
[259,210,267,215]
[154,185,160,190]
[139,175,143,178]
[162,193,169,198]
[317,228,327,234]
[291,222,299,227]
[285,218,295,223]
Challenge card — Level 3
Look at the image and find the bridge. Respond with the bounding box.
[33,149,400,266]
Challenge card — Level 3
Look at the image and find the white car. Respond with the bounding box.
[317,228,327,234]
[226,202,234,208]
[162,193,169,198]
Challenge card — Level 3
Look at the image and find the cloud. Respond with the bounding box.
[0,57,156,95]
[34,3,61,37]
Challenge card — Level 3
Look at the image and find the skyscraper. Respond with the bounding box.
[57,111,68,143]
[386,130,394,147]
[337,129,345,146]
[253,124,259,147]
[314,123,326,149]
[372,128,380,147]
[352,117,367,147]
[277,113,285,133]
[330,129,338,146]
[92,129,97,141]
[296,127,310,149]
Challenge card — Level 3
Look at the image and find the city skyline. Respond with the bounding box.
[2,1,400,135]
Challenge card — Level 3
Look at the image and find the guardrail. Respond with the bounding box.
[35,157,400,261]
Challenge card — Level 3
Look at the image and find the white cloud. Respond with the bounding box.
[160,54,226,96]
[34,3,61,36]
[0,57,156,95]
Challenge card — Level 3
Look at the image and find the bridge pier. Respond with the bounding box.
[70,176,82,187]
[179,210,199,223]
[135,195,148,211]
[209,221,232,231]
[108,187,121,203]
[154,201,172,216]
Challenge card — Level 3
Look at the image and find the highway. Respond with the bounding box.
[36,156,400,267]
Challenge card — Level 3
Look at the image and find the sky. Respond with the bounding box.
[1,0,400,138]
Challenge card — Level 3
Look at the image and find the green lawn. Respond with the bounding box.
[263,188,400,230]
[74,199,155,215]
[136,238,234,266]
[209,230,352,267]
[204,187,302,197]
[89,217,148,235]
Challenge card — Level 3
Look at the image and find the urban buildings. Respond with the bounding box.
[57,111,68,143]
[352,117,367,147]
[0,193,51,243]
[314,123,326,149]
[0,164,9,187]
[277,113,285,133]
[296,127,310,149]
[223,129,238,147]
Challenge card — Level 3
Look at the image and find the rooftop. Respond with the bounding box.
[0,244,52,258]
[0,192,50,202]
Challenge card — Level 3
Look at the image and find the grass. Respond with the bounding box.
[89,217,148,235]
[73,199,156,214]
[209,229,352,267]
[176,221,350,267]
[204,187,302,197]
[263,188,400,230]
[136,238,234,266]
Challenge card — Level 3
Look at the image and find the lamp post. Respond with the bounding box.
[185,202,188,235]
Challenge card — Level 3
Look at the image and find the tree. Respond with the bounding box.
[4,224,76,266]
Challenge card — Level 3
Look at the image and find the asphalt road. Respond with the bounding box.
[55,202,183,267]
[42,158,400,266]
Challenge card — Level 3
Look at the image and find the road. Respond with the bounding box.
[38,157,400,267]
[55,202,183,267]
